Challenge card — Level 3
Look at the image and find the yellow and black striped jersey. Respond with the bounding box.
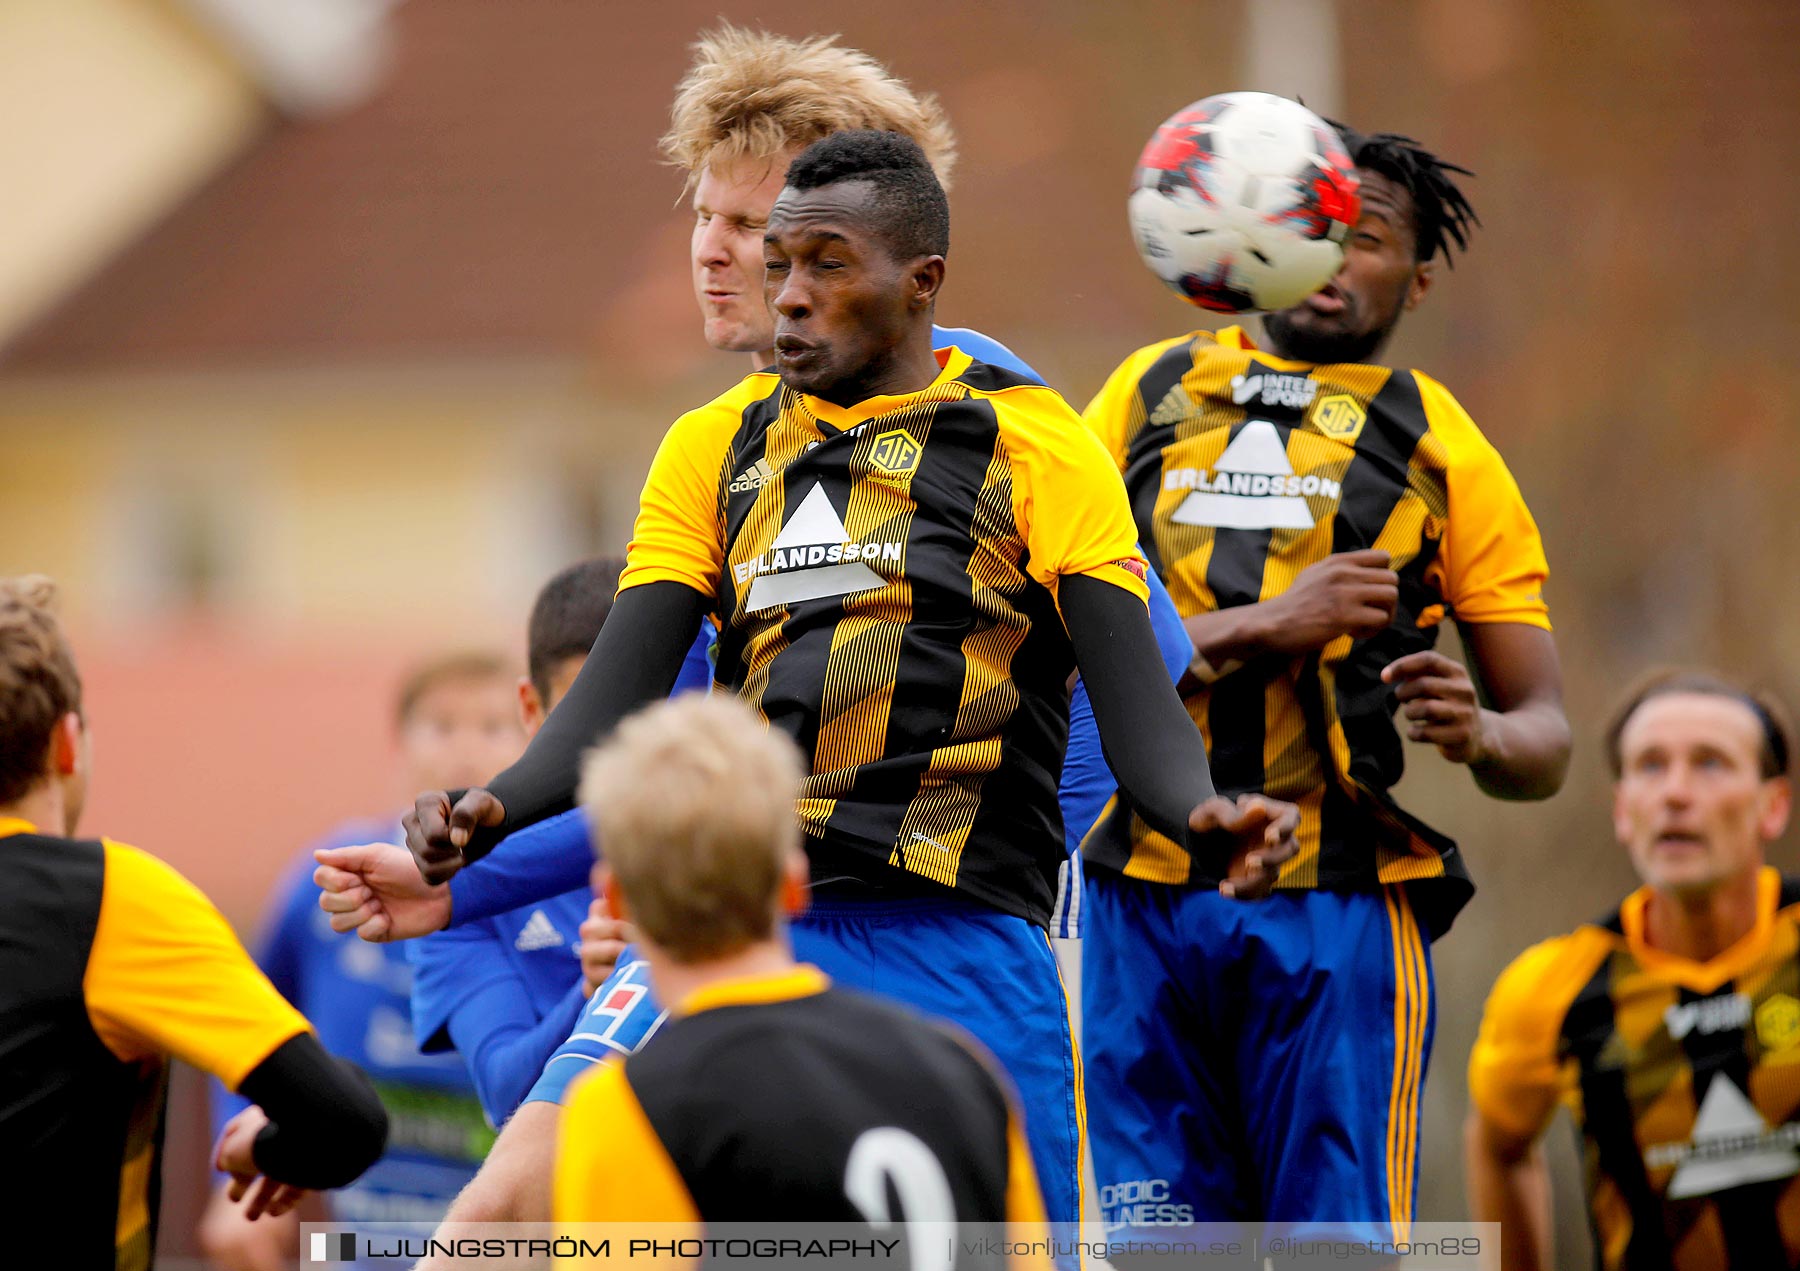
[621,348,1148,926]
[555,965,1048,1267]
[1470,870,1800,1270]
[1081,325,1550,936]
[0,817,311,1270]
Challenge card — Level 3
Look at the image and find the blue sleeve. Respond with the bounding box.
[930,324,1043,385]
[1145,564,1195,682]
[1057,560,1194,852]
[671,623,715,696]
[443,973,588,1126]
[447,808,592,927]
[522,954,666,1107]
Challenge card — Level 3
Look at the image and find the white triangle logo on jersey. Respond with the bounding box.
[740,483,894,615]
[771,484,851,549]
[513,909,565,952]
[1170,420,1318,530]
[1663,1074,1800,1199]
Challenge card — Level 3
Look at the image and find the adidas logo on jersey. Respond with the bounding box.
[735,483,903,615]
[513,909,565,952]
[1647,1074,1800,1198]
[1231,372,1317,410]
[1164,421,1341,530]
[729,458,777,494]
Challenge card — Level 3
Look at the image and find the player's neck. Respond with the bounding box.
[651,938,796,1015]
[807,336,940,409]
[747,349,773,375]
[0,780,67,837]
[1644,867,1764,963]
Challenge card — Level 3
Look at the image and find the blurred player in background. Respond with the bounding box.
[1469,671,1797,1271]
[200,652,522,1271]
[1079,124,1571,1247]
[405,557,706,1125]
[0,576,386,1271]
[318,130,1295,1235]
[555,693,1049,1266]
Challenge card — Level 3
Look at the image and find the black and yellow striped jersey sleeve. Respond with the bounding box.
[1468,927,1612,1141]
[1414,372,1550,630]
[620,374,779,598]
[86,840,311,1088]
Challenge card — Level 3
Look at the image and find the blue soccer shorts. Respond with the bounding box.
[1082,871,1434,1246]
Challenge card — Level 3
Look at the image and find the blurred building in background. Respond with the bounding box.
[3,0,1799,1263]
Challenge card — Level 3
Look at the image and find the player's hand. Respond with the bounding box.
[214,1108,307,1221]
[1260,550,1397,654]
[579,903,636,996]
[1383,650,1489,765]
[314,842,452,942]
[404,788,506,886]
[1188,793,1301,900]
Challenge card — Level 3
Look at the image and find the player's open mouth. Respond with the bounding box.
[774,334,816,359]
[1304,285,1347,316]
[1653,830,1707,850]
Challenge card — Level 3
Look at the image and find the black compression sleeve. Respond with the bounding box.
[470,581,708,859]
[1060,572,1218,854]
[237,1033,388,1189]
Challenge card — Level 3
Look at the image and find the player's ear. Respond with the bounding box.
[780,848,811,918]
[911,256,945,311]
[518,677,544,736]
[1759,776,1792,842]
[600,867,631,923]
[48,711,82,777]
[1405,259,1436,311]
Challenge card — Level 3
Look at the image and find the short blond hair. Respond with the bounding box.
[660,25,958,193]
[0,576,82,804]
[580,694,805,962]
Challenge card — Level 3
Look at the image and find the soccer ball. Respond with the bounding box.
[1128,92,1361,314]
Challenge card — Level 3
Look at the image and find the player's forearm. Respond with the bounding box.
[453,982,588,1125]
[1062,574,1216,844]
[237,1034,388,1189]
[473,582,707,858]
[1470,701,1572,801]
[1464,1114,1553,1271]
[1180,599,1289,679]
[437,1101,559,1226]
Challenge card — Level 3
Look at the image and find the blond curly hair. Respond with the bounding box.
[660,25,958,193]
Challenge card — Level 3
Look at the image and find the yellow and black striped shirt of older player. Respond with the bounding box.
[1470,870,1800,1271]
[555,966,1048,1268]
[0,817,311,1271]
[1081,325,1550,937]
[620,347,1148,928]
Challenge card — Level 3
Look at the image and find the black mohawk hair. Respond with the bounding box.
[1329,121,1480,266]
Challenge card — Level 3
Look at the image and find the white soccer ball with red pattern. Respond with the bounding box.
[1128,92,1361,314]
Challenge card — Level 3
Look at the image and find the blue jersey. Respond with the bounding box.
[407,627,713,1124]
[1053,565,1193,937]
[524,954,667,1105]
[214,820,490,1231]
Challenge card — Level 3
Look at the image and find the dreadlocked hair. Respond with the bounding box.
[1329,122,1479,266]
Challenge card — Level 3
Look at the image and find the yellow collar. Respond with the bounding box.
[0,816,39,840]
[802,347,972,433]
[676,964,830,1016]
[1619,867,1780,993]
